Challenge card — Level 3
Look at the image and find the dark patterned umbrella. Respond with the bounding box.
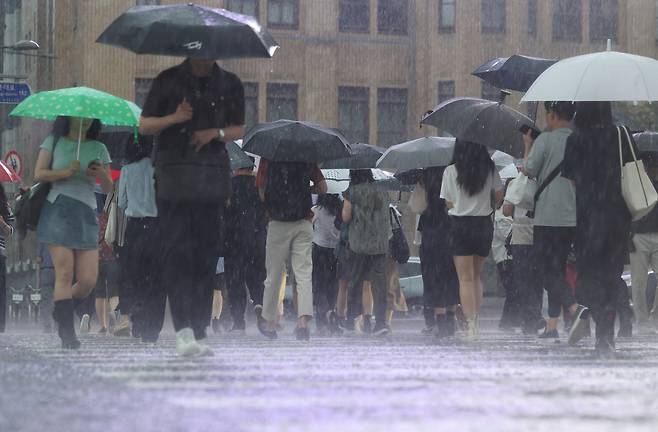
[472,55,557,93]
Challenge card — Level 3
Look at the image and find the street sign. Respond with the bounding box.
[0,82,31,104]
[4,151,22,176]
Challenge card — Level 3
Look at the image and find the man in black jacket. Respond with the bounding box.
[224,161,267,335]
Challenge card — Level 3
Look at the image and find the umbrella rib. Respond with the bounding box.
[629,55,653,101]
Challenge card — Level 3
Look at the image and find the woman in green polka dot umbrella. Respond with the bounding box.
[10,87,139,349]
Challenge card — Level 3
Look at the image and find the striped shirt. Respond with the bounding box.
[0,205,16,254]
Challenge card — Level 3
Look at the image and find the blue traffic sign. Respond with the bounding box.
[0,82,31,104]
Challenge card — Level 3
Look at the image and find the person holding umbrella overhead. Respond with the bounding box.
[34,116,113,349]
[440,139,504,340]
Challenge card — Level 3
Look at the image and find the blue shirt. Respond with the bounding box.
[118,158,157,218]
[41,135,112,209]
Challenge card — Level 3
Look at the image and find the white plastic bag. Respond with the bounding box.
[619,126,658,221]
[104,201,117,245]
[505,174,536,210]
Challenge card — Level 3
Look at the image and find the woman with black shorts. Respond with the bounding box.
[440,139,503,340]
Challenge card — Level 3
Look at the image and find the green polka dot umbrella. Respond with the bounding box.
[9,86,141,126]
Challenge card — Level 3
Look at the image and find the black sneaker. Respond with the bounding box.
[295,326,310,341]
[372,324,391,338]
[538,329,559,339]
[421,325,436,335]
[568,306,591,346]
[229,325,246,335]
[595,338,616,359]
[618,321,633,338]
[338,317,355,332]
[211,318,222,334]
[445,312,457,337]
[254,305,269,337]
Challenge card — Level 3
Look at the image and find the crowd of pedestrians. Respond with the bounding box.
[2,57,656,361]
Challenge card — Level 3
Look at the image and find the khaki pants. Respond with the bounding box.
[262,220,314,322]
[630,233,658,323]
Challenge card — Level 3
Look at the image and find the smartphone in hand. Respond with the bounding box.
[88,159,101,168]
[519,124,541,140]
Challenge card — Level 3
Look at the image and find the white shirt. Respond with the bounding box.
[118,158,158,218]
[504,177,534,246]
[440,164,503,217]
[492,209,512,264]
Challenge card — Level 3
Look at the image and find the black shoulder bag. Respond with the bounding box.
[389,207,410,264]
[526,162,563,219]
[15,138,59,238]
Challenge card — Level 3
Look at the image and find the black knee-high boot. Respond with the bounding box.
[53,299,80,349]
[594,307,616,356]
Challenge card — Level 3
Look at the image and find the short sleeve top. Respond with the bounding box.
[440,164,502,217]
[41,135,111,209]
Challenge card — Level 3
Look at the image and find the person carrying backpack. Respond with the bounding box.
[256,160,327,341]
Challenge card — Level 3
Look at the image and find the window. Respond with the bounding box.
[528,0,537,36]
[338,87,370,143]
[339,0,370,33]
[590,0,618,42]
[481,82,499,101]
[377,88,407,147]
[268,0,299,29]
[439,0,456,32]
[136,0,160,5]
[243,82,259,131]
[134,78,153,108]
[481,0,506,34]
[266,83,298,121]
[227,0,259,18]
[553,0,582,42]
[438,81,455,104]
[378,0,408,35]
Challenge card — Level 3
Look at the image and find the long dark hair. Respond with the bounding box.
[349,169,374,186]
[453,139,494,196]
[573,102,613,130]
[51,116,102,143]
[126,135,154,164]
[0,183,8,221]
[316,194,342,217]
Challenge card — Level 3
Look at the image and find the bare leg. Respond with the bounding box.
[212,290,223,319]
[95,298,108,330]
[337,279,348,317]
[473,256,487,315]
[109,296,119,312]
[49,246,75,301]
[454,256,477,320]
[362,281,374,315]
[73,249,100,299]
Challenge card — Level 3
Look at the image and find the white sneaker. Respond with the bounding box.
[461,319,478,341]
[196,341,214,357]
[176,328,202,357]
[79,314,91,334]
[354,315,364,334]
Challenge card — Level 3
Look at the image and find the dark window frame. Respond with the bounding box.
[589,0,618,42]
[438,0,456,33]
[227,0,260,19]
[481,81,500,102]
[243,82,259,131]
[481,0,506,34]
[552,0,582,42]
[377,0,408,36]
[438,80,456,104]
[377,87,408,148]
[338,86,370,144]
[339,0,370,34]
[267,0,300,30]
[266,82,298,121]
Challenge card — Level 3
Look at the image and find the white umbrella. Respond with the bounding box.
[491,150,514,168]
[376,137,455,173]
[321,169,396,194]
[522,40,658,102]
[499,163,519,180]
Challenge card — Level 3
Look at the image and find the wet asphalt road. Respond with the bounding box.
[2,300,658,432]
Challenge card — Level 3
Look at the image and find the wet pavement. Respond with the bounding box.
[2,300,658,432]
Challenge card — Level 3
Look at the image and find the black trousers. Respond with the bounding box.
[123,217,164,340]
[225,233,266,328]
[511,244,543,326]
[534,226,577,318]
[420,231,459,314]
[159,202,224,340]
[312,244,338,327]
[346,252,387,325]
[0,256,5,332]
[498,260,521,326]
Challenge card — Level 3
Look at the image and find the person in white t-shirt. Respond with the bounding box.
[440,139,503,340]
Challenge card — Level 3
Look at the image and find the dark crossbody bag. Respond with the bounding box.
[526,161,563,219]
[15,138,59,238]
[389,207,410,264]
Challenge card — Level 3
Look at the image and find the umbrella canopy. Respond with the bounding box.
[499,163,520,180]
[0,160,20,183]
[376,137,455,173]
[633,132,658,153]
[10,86,141,126]
[320,143,385,169]
[420,97,535,158]
[96,3,278,59]
[242,120,351,163]
[226,140,255,170]
[472,55,557,93]
[321,169,408,194]
[522,45,658,102]
[491,150,514,168]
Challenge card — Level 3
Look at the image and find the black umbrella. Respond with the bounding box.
[394,169,424,185]
[320,143,385,169]
[242,120,351,163]
[634,131,658,153]
[226,140,254,170]
[96,4,278,59]
[420,97,536,158]
[472,54,557,93]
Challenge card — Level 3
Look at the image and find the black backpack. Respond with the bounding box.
[265,161,313,222]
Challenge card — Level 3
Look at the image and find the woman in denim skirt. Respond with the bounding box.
[34,116,113,348]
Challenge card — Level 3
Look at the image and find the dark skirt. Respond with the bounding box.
[37,195,99,250]
[449,215,494,257]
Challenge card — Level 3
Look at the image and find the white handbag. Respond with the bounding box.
[505,174,536,210]
[619,126,658,221]
[408,183,428,214]
[104,200,117,245]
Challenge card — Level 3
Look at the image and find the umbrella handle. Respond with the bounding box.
[76,120,82,160]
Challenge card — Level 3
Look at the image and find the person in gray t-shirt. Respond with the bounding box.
[523,102,586,340]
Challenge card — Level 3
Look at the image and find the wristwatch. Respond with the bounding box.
[218,128,225,140]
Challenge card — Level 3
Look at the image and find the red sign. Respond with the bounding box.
[4,151,22,176]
